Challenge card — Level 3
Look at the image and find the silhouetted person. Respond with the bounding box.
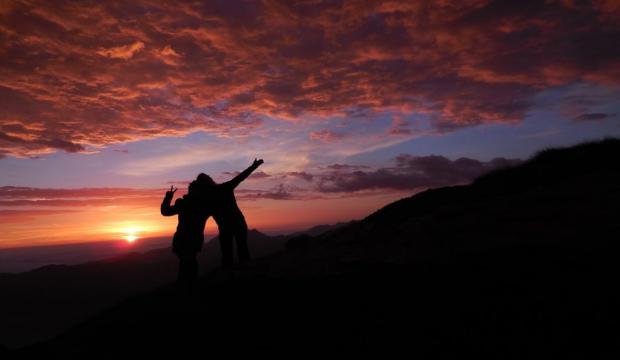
[196,158,264,269]
[161,181,211,294]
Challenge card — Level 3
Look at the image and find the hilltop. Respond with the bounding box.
[11,138,620,357]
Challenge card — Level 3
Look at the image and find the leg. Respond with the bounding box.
[187,254,198,294]
[236,218,250,264]
[177,253,197,295]
[219,228,234,269]
[176,255,185,284]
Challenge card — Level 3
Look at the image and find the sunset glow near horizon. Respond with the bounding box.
[1,1,619,249]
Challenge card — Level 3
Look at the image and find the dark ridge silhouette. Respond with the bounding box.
[473,137,620,193]
[286,221,356,238]
[9,138,620,357]
[0,224,340,349]
[0,236,172,273]
[0,230,287,349]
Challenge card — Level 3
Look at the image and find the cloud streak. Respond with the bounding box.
[0,186,163,207]
[169,153,523,199]
[573,113,616,121]
[0,151,520,210]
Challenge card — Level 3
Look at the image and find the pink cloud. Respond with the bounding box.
[0,1,618,157]
[309,130,347,142]
[221,171,272,180]
[283,172,314,182]
[388,115,412,135]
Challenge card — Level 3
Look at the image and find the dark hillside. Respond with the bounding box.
[14,139,620,358]
[0,230,287,349]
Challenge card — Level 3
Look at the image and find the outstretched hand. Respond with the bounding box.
[165,185,177,198]
[253,158,264,167]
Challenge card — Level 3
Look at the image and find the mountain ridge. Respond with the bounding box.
[8,138,620,357]
[0,224,348,349]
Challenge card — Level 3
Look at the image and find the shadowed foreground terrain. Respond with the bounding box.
[0,230,289,348]
[9,139,620,357]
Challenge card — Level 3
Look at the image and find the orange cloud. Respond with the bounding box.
[97,41,145,60]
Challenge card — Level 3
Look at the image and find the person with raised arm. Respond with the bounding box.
[161,181,211,294]
[196,158,264,269]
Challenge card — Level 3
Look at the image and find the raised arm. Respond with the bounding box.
[160,186,179,216]
[226,158,264,189]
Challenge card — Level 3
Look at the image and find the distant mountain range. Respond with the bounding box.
[0,222,356,274]
[0,236,172,273]
[4,138,620,357]
[0,225,342,349]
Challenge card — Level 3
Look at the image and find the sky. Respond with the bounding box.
[1,0,619,249]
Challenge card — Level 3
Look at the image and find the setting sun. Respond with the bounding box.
[117,226,146,244]
[124,234,138,243]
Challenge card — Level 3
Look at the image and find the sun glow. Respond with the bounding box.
[125,234,138,243]
[119,226,143,243]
